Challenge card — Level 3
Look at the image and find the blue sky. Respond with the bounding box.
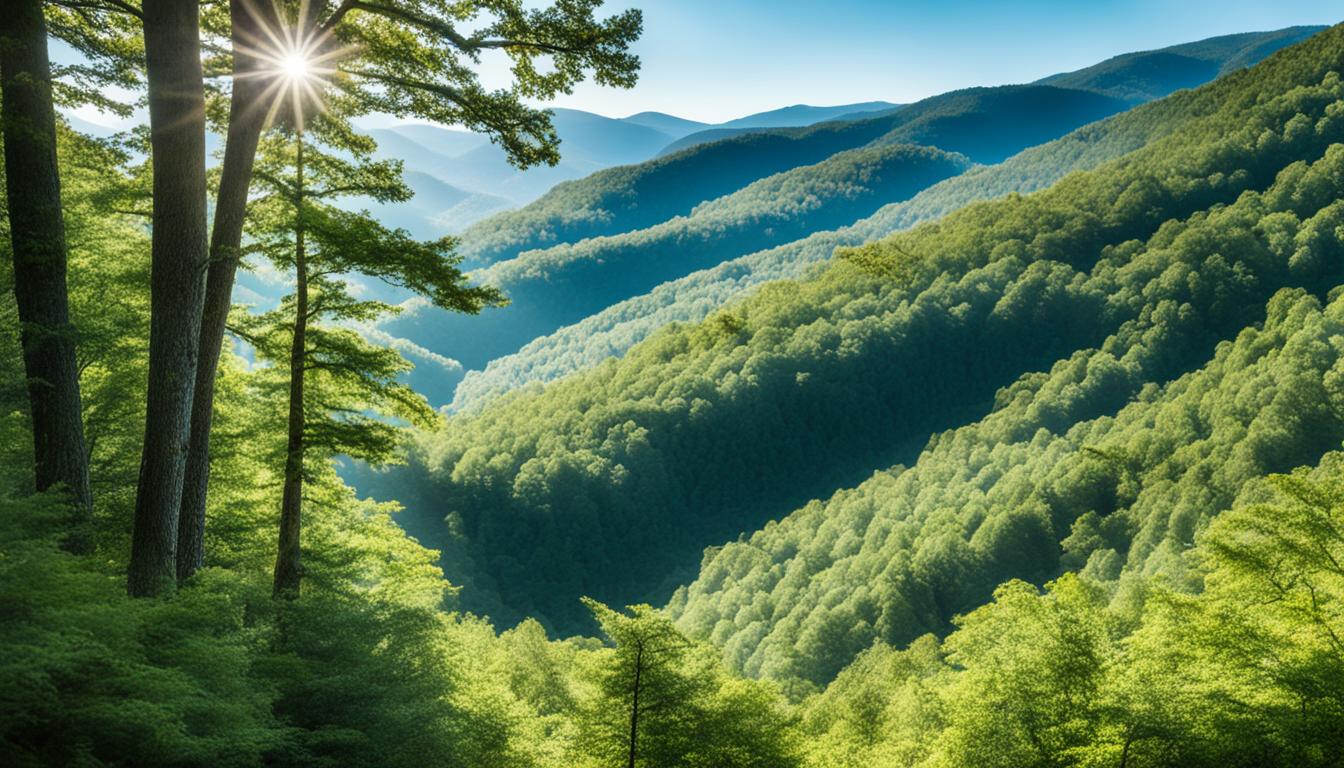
[69,1,1341,130]
[528,0,1341,123]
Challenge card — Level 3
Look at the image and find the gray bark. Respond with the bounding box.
[176,0,272,582]
[0,0,93,545]
[129,0,210,597]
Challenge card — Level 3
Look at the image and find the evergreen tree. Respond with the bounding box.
[235,106,501,598]
[179,0,645,583]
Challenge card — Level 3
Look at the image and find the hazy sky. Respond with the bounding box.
[69,1,1341,130]
[521,0,1341,123]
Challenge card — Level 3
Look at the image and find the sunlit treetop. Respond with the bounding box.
[41,0,642,168]
[211,0,644,168]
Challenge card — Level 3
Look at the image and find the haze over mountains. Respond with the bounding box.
[345,26,1322,410]
[18,8,1344,764]
[333,23,1339,652]
[354,101,903,238]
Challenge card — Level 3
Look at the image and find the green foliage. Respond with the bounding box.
[386,142,971,403]
[576,599,801,768]
[2,80,804,768]
[236,112,502,472]
[8,13,1344,768]
[447,35,1305,413]
[408,27,1314,409]
[799,460,1344,768]
[392,26,1344,636]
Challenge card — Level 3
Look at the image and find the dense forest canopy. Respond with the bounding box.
[443,27,1328,415]
[388,24,1344,636]
[371,25,1324,414]
[2,4,1343,766]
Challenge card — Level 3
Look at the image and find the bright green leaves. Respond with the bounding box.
[237,111,502,475]
[578,598,801,768]
[322,0,642,170]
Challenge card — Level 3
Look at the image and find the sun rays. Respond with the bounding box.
[232,0,353,132]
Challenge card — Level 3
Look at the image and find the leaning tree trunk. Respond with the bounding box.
[0,0,93,540]
[129,0,210,597]
[176,0,273,583]
[274,130,307,600]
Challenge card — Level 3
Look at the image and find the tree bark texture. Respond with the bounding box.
[129,0,210,597]
[0,0,93,535]
[177,0,273,582]
[274,129,306,600]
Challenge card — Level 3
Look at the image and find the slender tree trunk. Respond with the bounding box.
[274,128,306,600]
[0,0,93,543]
[627,643,643,768]
[176,0,272,582]
[129,0,210,597]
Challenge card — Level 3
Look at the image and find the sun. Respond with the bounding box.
[231,0,354,131]
[280,51,312,83]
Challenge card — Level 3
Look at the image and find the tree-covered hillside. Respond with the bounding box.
[1036,25,1323,102]
[386,85,1148,405]
[674,155,1344,685]
[454,85,1128,266]
[448,38,1321,412]
[455,26,1315,269]
[7,4,1344,765]
[390,25,1344,636]
[390,144,971,402]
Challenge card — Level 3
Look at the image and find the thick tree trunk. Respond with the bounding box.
[274,131,306,600]
[176,0,272,582]
[129,0,210,597]
[0,0,93,540]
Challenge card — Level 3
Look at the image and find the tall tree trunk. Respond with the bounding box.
[274,129,306,600]
[176,0,272,582]
[0,0,93,543]
[627,643,642,768]
[129,0,209,597]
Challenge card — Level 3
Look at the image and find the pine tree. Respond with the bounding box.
[233,106,501,599]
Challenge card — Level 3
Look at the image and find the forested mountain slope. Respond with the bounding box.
[1037,25,1323,102]
[673,146,1344,686]
[387,86,1137,404]
[388,25,1344,635]
[457,26,1313,267]
[455,86,1126,265]
[390,145,972,401]
[447,81,1230,411]
[445,27,1332,413]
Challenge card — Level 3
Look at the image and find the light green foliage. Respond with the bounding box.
[7,13,1344,768]
[801,461,1344,768]
[433,27,1319,413]
[396,26,1344,636]
[236,109,502,470]
[576,599,801,768]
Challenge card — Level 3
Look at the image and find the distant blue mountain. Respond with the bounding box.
[716,101,899,130]
[620,111,710,139]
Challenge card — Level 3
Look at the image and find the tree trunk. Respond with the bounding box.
[0,0,93,543]
[176,0,272,582]
[627,643,642,768]
[273,130,306,600]
[129,0,210,597]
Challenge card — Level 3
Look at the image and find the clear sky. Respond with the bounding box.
[68,1,1341,131]
[514,0,1341,123]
